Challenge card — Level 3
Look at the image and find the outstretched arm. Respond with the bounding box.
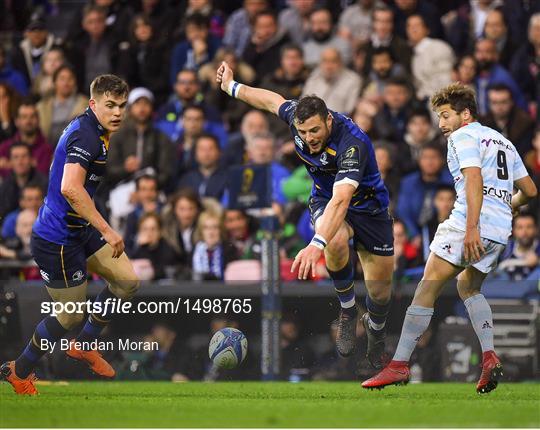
[216,61,285,115]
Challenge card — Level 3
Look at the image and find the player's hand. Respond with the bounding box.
[216,61,233,93]
[291,245,322,280]
[463,226,485,263]
[103,227,125,258]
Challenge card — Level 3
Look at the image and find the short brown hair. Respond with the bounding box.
[90,74,129,99]
[430,83,478,119]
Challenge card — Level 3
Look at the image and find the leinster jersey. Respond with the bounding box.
[278,100,389,214]
[33,108,109,245]
[446,122,529,245]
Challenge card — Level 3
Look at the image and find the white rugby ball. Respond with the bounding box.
[208,327,248,369]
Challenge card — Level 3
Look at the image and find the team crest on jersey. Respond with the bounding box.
[320,151,328,165]
[294,136,304,150]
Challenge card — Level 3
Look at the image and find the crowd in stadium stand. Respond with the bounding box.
[0,0,539,284]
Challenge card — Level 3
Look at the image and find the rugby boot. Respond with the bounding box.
[66,339,115,378]
[361,360,410,389]
[0,361,38,395]
[477,351,503,394]
[362,312,390,369]
[336,307,358,357]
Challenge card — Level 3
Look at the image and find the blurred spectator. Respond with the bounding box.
[481,83,535,157]
[362,47,409,101]
[445,0,505,57]
[0,83,19,142]
[374,141,400,211]
[174,104,206,174]
[66,0,134,48]
[392,219,421,279]
[36,65,87,147]
[278,0,316,45]
[373,77,415,143]
[124,174,162,255]
[162,104,227,176]
[0,208,36,262]
[180,0,225,40]
[223,109,269,166]
[420,185,456,263]
[0,101,52,178]
[130,213,180,280]
[65,4,119,93]
[510,13,540,116]
[260,44,309,138]
[497,214,540,281]
[11,18,61,87]
[224,209,260,259]
[351,98,379,140]
[396,143,453,243]
[116,14,170,107]
[474,38,527,115]
[192,210,237,280]
[1,184,43,240]
[0,46,28,96]
[364,5,412,74]
[108,87,175,189]
[280,315,315,380]
[136,0,181,45]
[302,8,351,68]
[0,143,47,221]
[302,47,361,114]
[31,47,65,100]
[399,108,444,175]
[179,133,228,200]
[223,0,269,57]
[524,128,540,175]
[452,54,478,88]
[483,8,518,69]
[338,0,383,46]
[242,10,290,81]
[162,188,202,278]
[170,13,221,83]
[200,47,255,131]
[407,14,455,101]
[155,69,222,125]
[392,0,444,40]
[245,132,290,205]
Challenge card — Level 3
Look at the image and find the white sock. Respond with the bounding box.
[393,305,434,362]
[464,294,495,353]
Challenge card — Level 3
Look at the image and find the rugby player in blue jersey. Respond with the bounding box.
[1,75,139,395]
[217,62,394,367]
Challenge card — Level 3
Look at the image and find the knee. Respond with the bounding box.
[366,284,392,303]
[325,230,350,261]
[412,279,437,307]
[457,282,480,301]
[109,279,140,301]
[56,311,85,330]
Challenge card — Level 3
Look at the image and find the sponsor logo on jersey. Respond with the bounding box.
[72,270,84,282]
[294,135,304,150]
[340,146,359,168]
[483,186,512,206]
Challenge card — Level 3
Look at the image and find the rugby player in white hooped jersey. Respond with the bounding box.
[363,83,537,393]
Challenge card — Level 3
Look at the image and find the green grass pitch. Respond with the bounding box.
[0,381,539,428]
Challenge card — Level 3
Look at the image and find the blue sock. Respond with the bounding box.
[365,294,391,331]
[327,257,356,312]
[76,286,117,349]
[15,316,67,378]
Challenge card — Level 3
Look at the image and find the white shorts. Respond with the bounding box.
[429,221,506,274]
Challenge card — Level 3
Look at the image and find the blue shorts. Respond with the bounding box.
[31,227,106,288]
[308,196,394,256]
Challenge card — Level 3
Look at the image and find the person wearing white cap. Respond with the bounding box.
[107,87,175,190]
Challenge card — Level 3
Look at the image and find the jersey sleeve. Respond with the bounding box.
[65,131,101,170]
[334,138,368,189]
[277,99,298,126]
[453,132,481,170]
[512,152,529,181]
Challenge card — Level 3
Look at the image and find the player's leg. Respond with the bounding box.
[458,247,504,393]
[356,249,393,368]
[318,217,358,356]
[75,237,139,349]
[362,252,462,388]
